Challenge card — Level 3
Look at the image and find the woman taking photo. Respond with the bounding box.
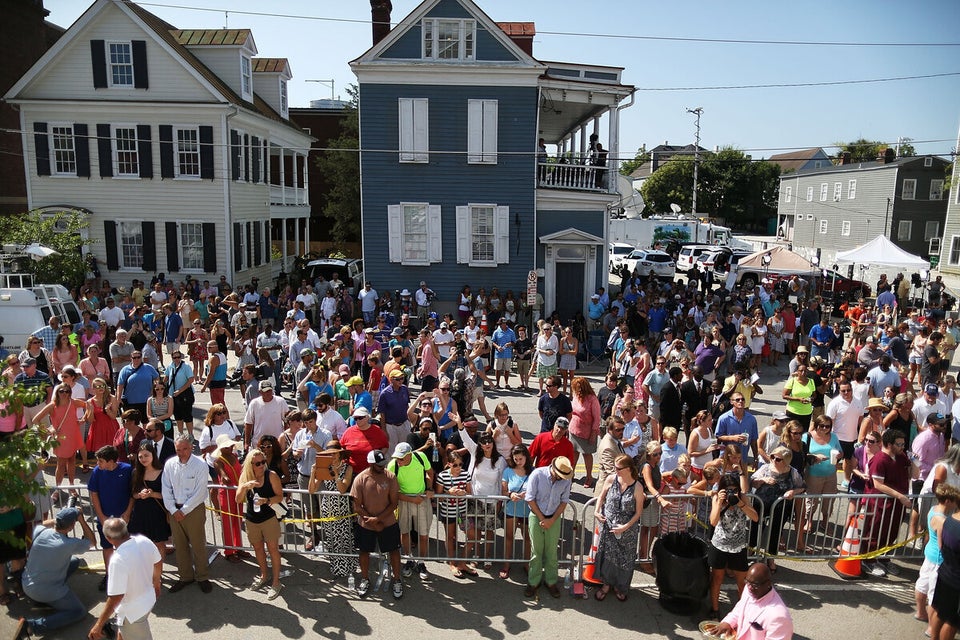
[782,365,816,431]
[128,441,171,557]
[569,376,601,488]
[146,380,174,439]
[500,444,532,580]
[707,473,759,620]
[486,402,522,461]
[309,439,357,579]
[594,454,644,602]
[237,447,285,600]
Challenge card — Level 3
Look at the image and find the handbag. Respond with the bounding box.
[270,501,290,521]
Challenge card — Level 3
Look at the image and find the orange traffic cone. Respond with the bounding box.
[581,521,603,584]
[832,508,865,579]
[480,313,488,334]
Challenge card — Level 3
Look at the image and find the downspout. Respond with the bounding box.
[222,106,239,284]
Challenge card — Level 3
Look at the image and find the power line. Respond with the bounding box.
[134,2,960,48]
[637,71,960,91]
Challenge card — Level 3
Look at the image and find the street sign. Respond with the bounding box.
[526,269,538,305]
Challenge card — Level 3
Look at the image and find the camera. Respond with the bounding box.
[726,489,740,506]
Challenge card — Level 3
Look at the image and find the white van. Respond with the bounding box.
[676,245,715,274]
[0,273,82,353]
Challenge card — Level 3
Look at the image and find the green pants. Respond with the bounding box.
[528,512,562,587]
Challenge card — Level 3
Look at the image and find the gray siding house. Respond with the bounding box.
[350,0,634,323]
[937,127,960,276]
[776,153,950,261]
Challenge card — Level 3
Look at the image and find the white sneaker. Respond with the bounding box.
[863,561,886,577]
[357,578,370,597]
[392,579,404,599]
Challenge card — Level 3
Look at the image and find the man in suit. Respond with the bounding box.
[594,416,626,496]
[143,419,176,464]
[708,378,732,422]
[680,365,711,439]
[659,366,685,433]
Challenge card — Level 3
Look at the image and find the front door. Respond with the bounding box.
[555,262,584,325]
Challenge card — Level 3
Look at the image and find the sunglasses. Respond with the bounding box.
[57,389,71,395]
[253,460,267,467]
[772,456,784,463]
[865,438,878,444]
[731,398,745,403]
[816,425,832,431]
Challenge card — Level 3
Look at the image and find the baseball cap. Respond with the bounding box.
[925,383,940,396]
[392,442,413,459]
[56,507,80,530]
[771,411,788,421]
[346,376,365,387]
[338,364,351,376]
[367,450,387,466]
[258,380,274,391]
[440,322,449,329]
[300,348,315,358]
[352,406,370,418]
[389,369,405,379]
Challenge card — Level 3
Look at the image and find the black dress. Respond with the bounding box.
[128,475,171,543]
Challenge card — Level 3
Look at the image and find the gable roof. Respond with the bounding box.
[171,29,251,47]
[790,154,949,177]
[253,58,289,74]
[768,147,829,173]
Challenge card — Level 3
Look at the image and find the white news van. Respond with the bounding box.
[0,272,82,353]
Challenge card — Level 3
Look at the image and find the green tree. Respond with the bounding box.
[639,155,695,214]
[833,138,915,163]
[618,146,651,177]
[0,210,90,286]
[314,84,360,248]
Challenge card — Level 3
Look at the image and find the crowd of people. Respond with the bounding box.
[2,266,959,638]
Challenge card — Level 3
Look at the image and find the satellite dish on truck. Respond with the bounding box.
[670,203,682,214]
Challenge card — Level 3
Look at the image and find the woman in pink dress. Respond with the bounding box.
[33,383,90,494]
[50,334,78,377]
[79,344,110,384]
[212,435,245,562]
[85,377,119,454]
[78,324,103,357]
[569,376,602,488]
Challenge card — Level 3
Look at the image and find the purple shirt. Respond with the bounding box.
[912,429,947,480]
[376,384,410,425]
[694,342,724,375]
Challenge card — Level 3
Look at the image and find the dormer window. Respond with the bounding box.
[241,55,252,100]
[108,42,134,87]
[422,18,475,60]
[280,80,288,119]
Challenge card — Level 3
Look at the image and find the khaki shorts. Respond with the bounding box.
[494,358,511,372]
[246,516,281,545]
[397,498,433,535]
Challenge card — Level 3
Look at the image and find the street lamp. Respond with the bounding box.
[686,107,703,216]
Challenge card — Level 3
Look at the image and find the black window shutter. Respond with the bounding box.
[141,222,156,272]
[233,222,242,272]
[104,220,119,271]
[136,125,153,178]
[132,40,148,89]
[202,223,217,273]
[251,136,261,183]
[243,134,250,182]
[165,221,179,272]
[253,221,262,266]
[90,40,107,88]
[97,124,112,178]
[264,221,271,263]
[230,130,240,181]
[74,123,90,178]
[199,125,214,180]
[246,222,254,268]
[158,125,173,178]
[34,122,50,176]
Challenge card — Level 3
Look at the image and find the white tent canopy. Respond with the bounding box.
[834,235,929,269]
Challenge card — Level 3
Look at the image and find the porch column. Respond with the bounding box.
[302,152,309,205]
[304,215,310,255]
[279,147,286,205]
[578,126,587,162]
[294,216,300,258]
[281,217,288,268]
[607,106,620,194]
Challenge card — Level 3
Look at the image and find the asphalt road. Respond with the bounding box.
[1,355,932,640]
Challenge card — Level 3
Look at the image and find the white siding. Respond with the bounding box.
[184,47,244,101]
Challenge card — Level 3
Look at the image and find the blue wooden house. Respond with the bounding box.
[350,0,634,322]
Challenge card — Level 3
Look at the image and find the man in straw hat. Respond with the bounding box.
[524,455,573,599]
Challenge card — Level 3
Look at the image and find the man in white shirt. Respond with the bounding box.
[316,393,348,439]
[433,322,455,360]
[88,518,162,640]
[414,281,435,328]
[161,436,211,593]
[296,284,317,325]
[297,319,323,350]
[825,381,864,486]
[914,383,947,434]
[98,297,125,329]
[243,380,286,449]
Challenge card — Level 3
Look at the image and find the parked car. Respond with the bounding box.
[301,258,364,296]
[676,244,716,273]
[622,249,676,280]
[608,242,635,273]
[695,247,754,275]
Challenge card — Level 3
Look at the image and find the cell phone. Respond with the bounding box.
[507,417,513,428]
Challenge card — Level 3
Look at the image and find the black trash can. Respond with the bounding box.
[653,532,710,613]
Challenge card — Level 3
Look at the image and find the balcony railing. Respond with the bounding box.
[537,162,609,193]
[269,184,308,206]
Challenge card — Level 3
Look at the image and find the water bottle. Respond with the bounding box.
[432,444,439,463]
[348,574,355,590]
[253,496,261,513]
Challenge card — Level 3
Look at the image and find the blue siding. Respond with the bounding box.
[536,210,606,290]
[359,83,538,300]
[380,0,519,62]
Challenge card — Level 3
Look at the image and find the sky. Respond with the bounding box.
[44,0,960,163]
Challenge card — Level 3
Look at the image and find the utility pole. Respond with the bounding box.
[686,107,703,217]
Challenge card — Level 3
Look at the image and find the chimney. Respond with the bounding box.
[884,148,895,164]
[496,23,535,56]
[371,0,392,47]
[840,151,851,165]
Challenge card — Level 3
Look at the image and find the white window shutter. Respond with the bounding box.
[467,100,483,163]
[494,206,510,264]
[455,206,470,263]
[387,205,402,262]
[482,100,498,164]
[398,99,413,162]
[427,204,443,263]
[413,98,428,162]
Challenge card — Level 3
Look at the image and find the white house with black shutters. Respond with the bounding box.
[3,0,313,286]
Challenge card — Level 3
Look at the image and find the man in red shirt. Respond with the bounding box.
[529,416,575,469]
[341,407,389,473]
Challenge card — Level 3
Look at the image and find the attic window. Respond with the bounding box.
[280,80,288,119]
[423,18,476,61]
[108,42,134,87]
[241,55,252,99]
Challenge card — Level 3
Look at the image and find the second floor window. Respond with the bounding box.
[119,221,143,269]
[109,42,133,87]
[423,18,476,60]
[113,126,139,176]
[175,127,200,177]
[51,125,76,176]
[931,180,944,201]
[180,222,204,271]
[902,179,916,200]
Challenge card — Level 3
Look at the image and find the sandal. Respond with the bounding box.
[615,590,628,602]
[499,568,510,580]
[594,586,610,601]
[450,566,465,579]
[0,592,18,606]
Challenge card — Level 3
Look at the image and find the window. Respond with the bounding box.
[902,179,916,200]
[119,221,143,269]
[806,186,813,202]
[179,222,204,271]
[930,179,944,201]
[833,182,842,202]
[402,204,427,263]
[841,221,851,236]
[819,183,828,201]
[50,125,76,176]
[925,221,940,241]
[422,18,476,60]
[174,127,200,177]
[897,220,912,241]
[925,157,933,167]
[112,126,139,176]
[108,42,133,87]
[784,186,792,203]
[387,203,441,265]
[848,179,856,199]
[398,98,429,163]
[456,205,509,266]
[280,80,288,119]
[819,219,828,234]
[467,99,498,164]
[814,161,823,168]
[240,56,252,99]
[950,236,960,265]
